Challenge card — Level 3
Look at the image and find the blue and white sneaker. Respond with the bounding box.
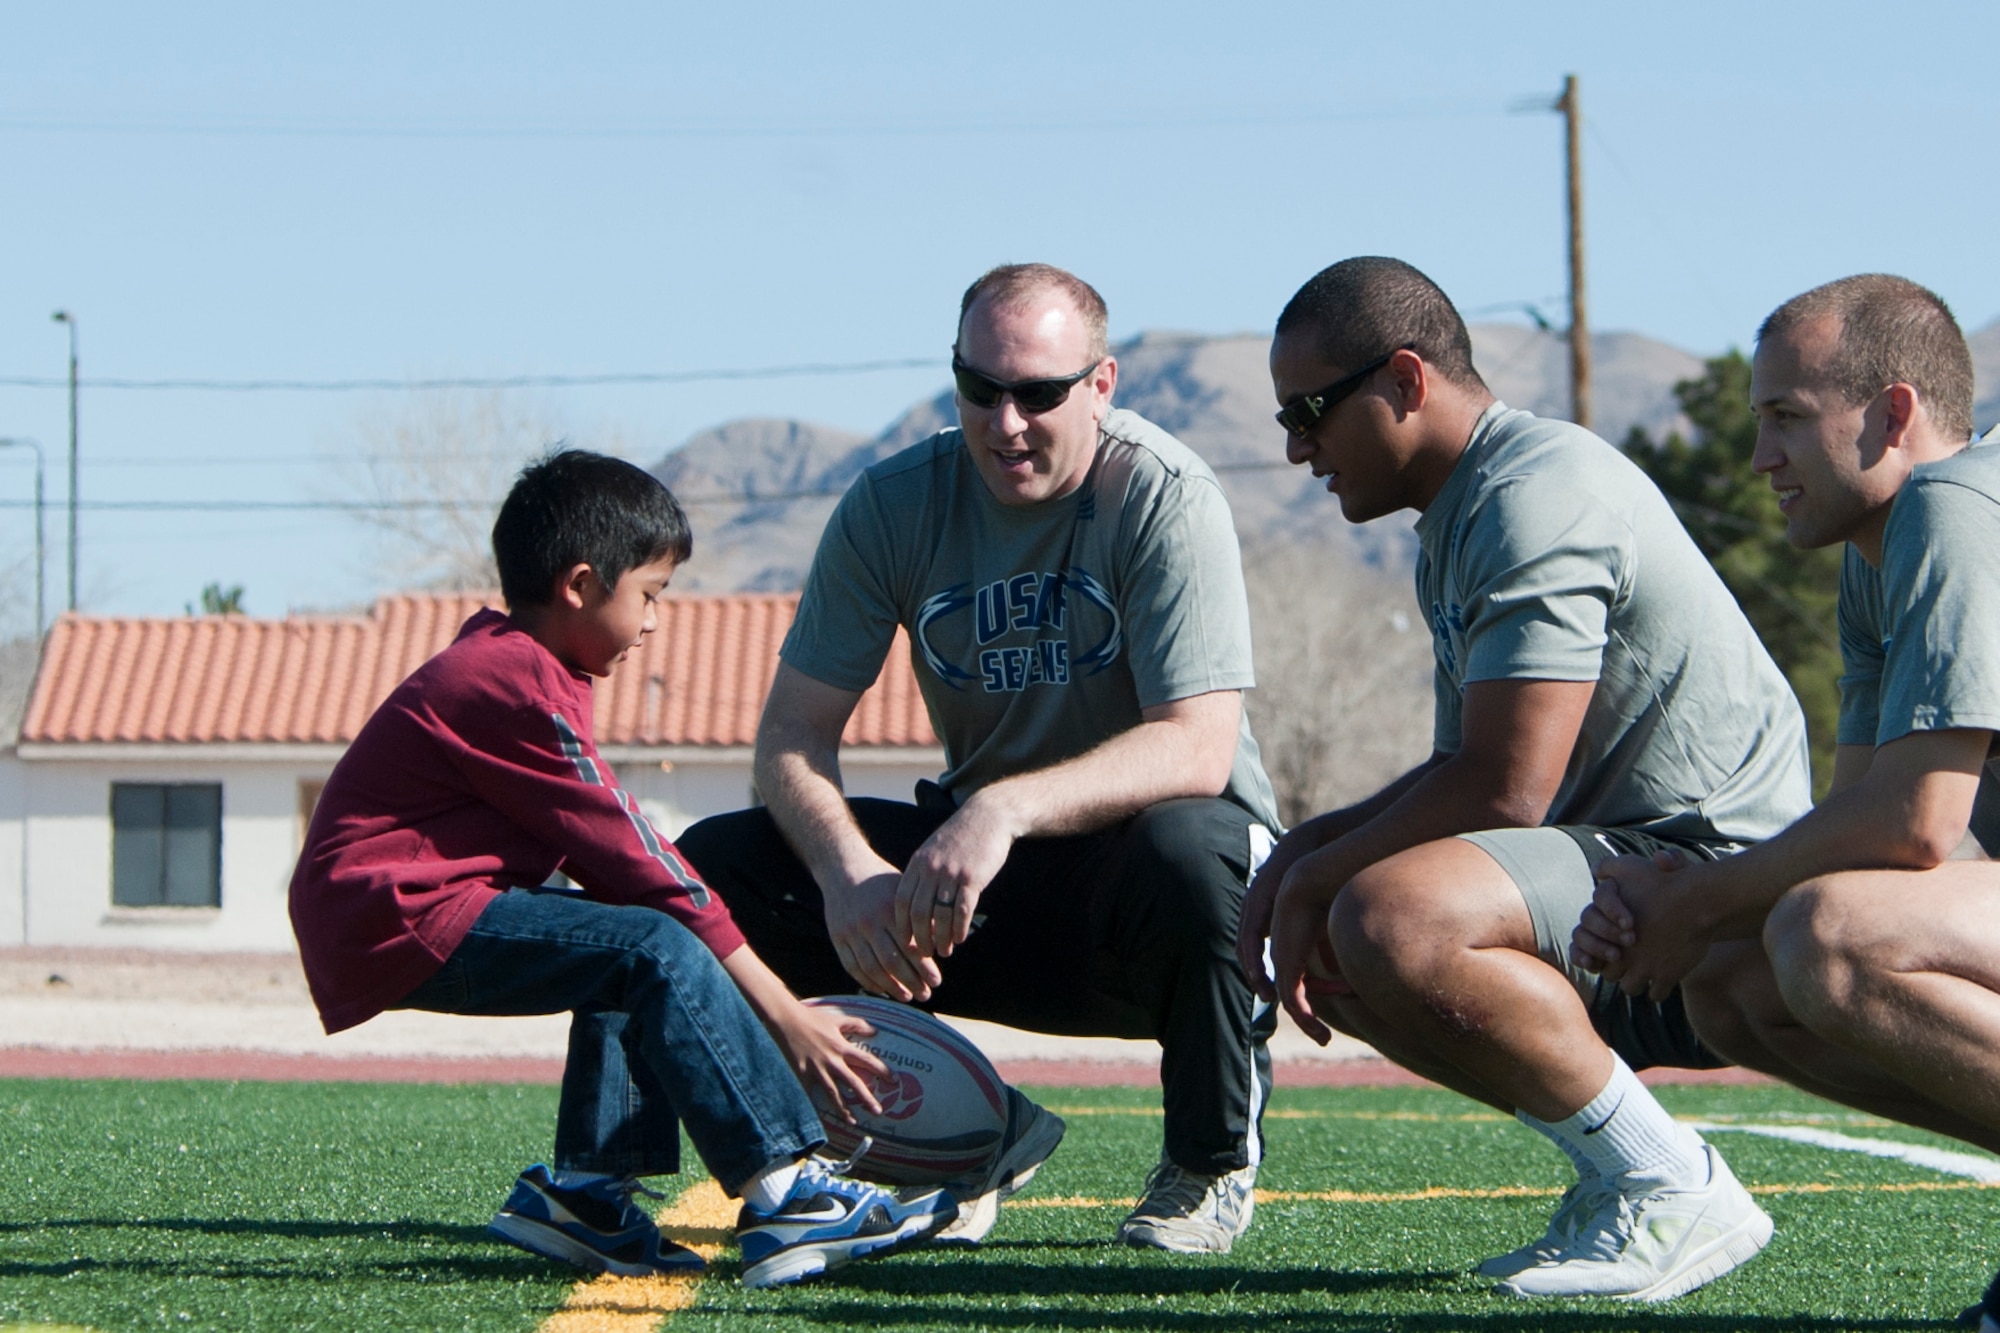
[489,1163,704,1278]
[736,1156,957,1289]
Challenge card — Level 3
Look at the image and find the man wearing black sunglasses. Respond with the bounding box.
[679,263,1281,1254]
[1240,257,1810,1301]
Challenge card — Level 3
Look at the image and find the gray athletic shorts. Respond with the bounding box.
[1458,824,1744,1072]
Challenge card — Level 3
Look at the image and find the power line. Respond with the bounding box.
[0,356,948,393]
[79,453,548,468]
[0,101,1501,143]
[0,459,1299,514]
[0,333,1260,394]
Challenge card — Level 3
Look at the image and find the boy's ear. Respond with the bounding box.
[555,563,597,611]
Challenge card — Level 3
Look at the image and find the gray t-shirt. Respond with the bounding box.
[785,407,1280,830]
[1413,403,1811,841]
[1836,436,2000,852]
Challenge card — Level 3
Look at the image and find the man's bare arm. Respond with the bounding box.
[1282,678,1594,914]
[901,690,1244,955]
[1266,676,1597,1038]
[1580,729,1992,997]
[755,665,1246,992]
[753,663,942,1001]
[1629,728,1987,936]
[965,688,1241,838]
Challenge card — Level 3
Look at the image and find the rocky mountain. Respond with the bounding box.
[654,318,1998,592]
[1972,318,2000,434]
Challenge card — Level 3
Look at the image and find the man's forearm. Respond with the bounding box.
[968,693,1242,841]
[1668,760,1985,941]
[754,744,888,896]
[1304,759,1442,846]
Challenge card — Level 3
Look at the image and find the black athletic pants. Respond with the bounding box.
[675,790,1276,1176]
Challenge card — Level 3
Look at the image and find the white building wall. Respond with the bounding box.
[2,743,945,952]
[11,751,335,952]
[0,755,23,946]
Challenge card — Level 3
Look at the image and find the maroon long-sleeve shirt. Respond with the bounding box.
[289,609,745,1034]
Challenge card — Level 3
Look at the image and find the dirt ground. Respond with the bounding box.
[0,945,312,1004]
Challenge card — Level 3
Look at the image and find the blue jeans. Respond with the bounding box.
[394,887,824,1193]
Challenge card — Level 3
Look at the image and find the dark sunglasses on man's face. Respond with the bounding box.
[1274,346,1411,436]
[951,353,1102,414]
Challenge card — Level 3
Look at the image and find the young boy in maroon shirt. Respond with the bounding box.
[289,449,954,1288]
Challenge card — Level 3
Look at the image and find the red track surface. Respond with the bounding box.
[0,1046,1773,1088]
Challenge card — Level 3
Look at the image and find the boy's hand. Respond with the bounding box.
[825,865,942,1003]
[769,1002,889,1120]
[718,941,890,1117]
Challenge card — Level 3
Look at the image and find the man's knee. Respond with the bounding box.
[1331,850,1502,986]
[1116,798,1255,933]
[1680,942,1774,1066]
[1766,876,1883,1031]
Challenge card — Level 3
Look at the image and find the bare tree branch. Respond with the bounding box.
[326,389,576,592]
[1242,540,1433,828]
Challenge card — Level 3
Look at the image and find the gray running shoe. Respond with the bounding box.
[1496,1146,1772,1302]
[1476,1177,1616,1279]
[1117,1153,1256,1254]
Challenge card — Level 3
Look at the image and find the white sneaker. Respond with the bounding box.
[1497,1145,1772,1302]
[936,1088,1067,1244]
[1117,1154,1256,1254]
[1475,1177,1617,1279]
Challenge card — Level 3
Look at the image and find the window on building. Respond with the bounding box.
[297,779,325,845]
[111,783,222,908]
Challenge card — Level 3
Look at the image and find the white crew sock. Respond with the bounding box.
[1532,1054,1707,1191]
[1515,1109,1601,1185]
[740,1158,804,1213]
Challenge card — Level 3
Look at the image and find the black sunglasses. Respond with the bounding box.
[1274,346,1411,436]
[951,352,1102,413]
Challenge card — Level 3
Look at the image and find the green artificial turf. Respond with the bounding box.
[0,1080,570,1331]
[4,1078,1997,1331]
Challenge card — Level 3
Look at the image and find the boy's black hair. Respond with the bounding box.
[492,448,692,609]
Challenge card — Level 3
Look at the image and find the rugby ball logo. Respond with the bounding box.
[866,1070,924,1121]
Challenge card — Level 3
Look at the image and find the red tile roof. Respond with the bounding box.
[20,593,937,749]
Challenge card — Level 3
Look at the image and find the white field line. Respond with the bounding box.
[1690,1120,2000,1181]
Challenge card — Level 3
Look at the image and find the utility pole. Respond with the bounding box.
[1556,75,1591,431]
[51,310,78,612]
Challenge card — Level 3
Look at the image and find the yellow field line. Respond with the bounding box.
[536,1180,733,1333]
[531,1115,1982,1328]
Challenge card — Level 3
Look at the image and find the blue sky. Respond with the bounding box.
[3,1,1996,624]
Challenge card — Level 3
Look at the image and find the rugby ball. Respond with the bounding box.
[804,994,1010,1187]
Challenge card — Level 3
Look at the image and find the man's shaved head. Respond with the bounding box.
[1275,257,1487,390]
